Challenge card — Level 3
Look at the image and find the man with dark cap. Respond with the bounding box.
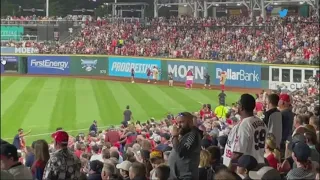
[286,141,316,180]
[0,143,33,179]
[236,155,258,180]
[88,160,104,180]
[43,131,81,180]
[223,94,267,168]
[168,112,203,180]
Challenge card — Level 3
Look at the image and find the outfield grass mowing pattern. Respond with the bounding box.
[1,77,242,143]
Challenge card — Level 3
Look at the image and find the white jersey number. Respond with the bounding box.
[253,129,266,150]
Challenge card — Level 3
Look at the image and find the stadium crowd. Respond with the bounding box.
[1,77,319,180]
[1,15,319,64]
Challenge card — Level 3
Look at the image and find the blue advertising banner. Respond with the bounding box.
[27,56,70,75]
[213,64,261,88]
[0,64,4,74]
[167,61,209,84]
[108,57,161,79]
[1,47,15,53]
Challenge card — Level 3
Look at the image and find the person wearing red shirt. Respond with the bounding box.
[105,126,120,145]
[74,143,83,158]
[264,136,281,169]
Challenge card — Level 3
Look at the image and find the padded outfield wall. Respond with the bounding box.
[1,53,318,90]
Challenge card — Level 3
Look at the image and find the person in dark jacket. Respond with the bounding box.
[129,162,147,180]
[88,160,103,180]
[89,120,98,134]
[263,94,282,148]
[168,112,203,180]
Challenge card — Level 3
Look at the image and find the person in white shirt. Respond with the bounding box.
[223,94,267,168]
[90,145,103,162]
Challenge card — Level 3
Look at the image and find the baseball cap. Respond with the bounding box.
[51,131,69,144]
[160,133,170,141]
[237,155,258,171]
[292,142,311,162]
[249,166,282,180]
[201,138,212,149]
[0,143,18,160]
[90,160,103,173]
[150,150,163,161]
[279,94,291,103]
[288,134,306,151]
[116,160,132,171]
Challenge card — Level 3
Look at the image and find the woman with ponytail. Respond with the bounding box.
[264,135,281,169]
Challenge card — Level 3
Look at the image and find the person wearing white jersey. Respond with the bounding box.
[223,94,267,168]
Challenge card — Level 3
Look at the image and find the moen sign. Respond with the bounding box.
[15,48,39,54]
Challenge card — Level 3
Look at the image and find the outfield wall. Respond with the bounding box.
[1,53,318,90]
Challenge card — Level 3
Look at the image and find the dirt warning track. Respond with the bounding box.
[1,73,265,94]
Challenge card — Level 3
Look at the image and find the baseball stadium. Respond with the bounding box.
[0,0,319,180]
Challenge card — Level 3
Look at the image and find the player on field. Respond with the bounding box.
[203,73,211,89]
[146,68,151,83]
[131,68,135,83]
[223,94,267,169]
[152,66,159,84]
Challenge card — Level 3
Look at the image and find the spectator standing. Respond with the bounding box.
[218,90,227,106]
[105,126,121,144]
[263,94,282,148]
[89,120,98,134]
[31,140,50,180]
[149,150,165,179]
[168,112,202,180]
[12,128,31,151]
[123,105,133,127]
[0,143,33,179]
[223,94,267,167]
[129,162,147,180]
[279,94,294,149]
[43,131,81,180]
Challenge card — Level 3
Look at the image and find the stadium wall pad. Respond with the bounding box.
[1,54,318,91]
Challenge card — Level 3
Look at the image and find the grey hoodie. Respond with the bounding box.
[7,163,33,180]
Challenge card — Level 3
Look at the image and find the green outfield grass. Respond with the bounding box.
[0,76,242,143]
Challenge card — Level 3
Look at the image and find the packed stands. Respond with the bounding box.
[1,77,319,180]
[1,15,319,64]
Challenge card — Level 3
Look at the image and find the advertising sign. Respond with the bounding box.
[269,82,306,92]
[70,57,108,75]
[27,56,70,75]
[166,61,209,84]
[214,64,261,88]
[1,56,19,72]
[1,47,39,54]
[108,57,161,79]
[1,26,24,41]
[1,47,15,53]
